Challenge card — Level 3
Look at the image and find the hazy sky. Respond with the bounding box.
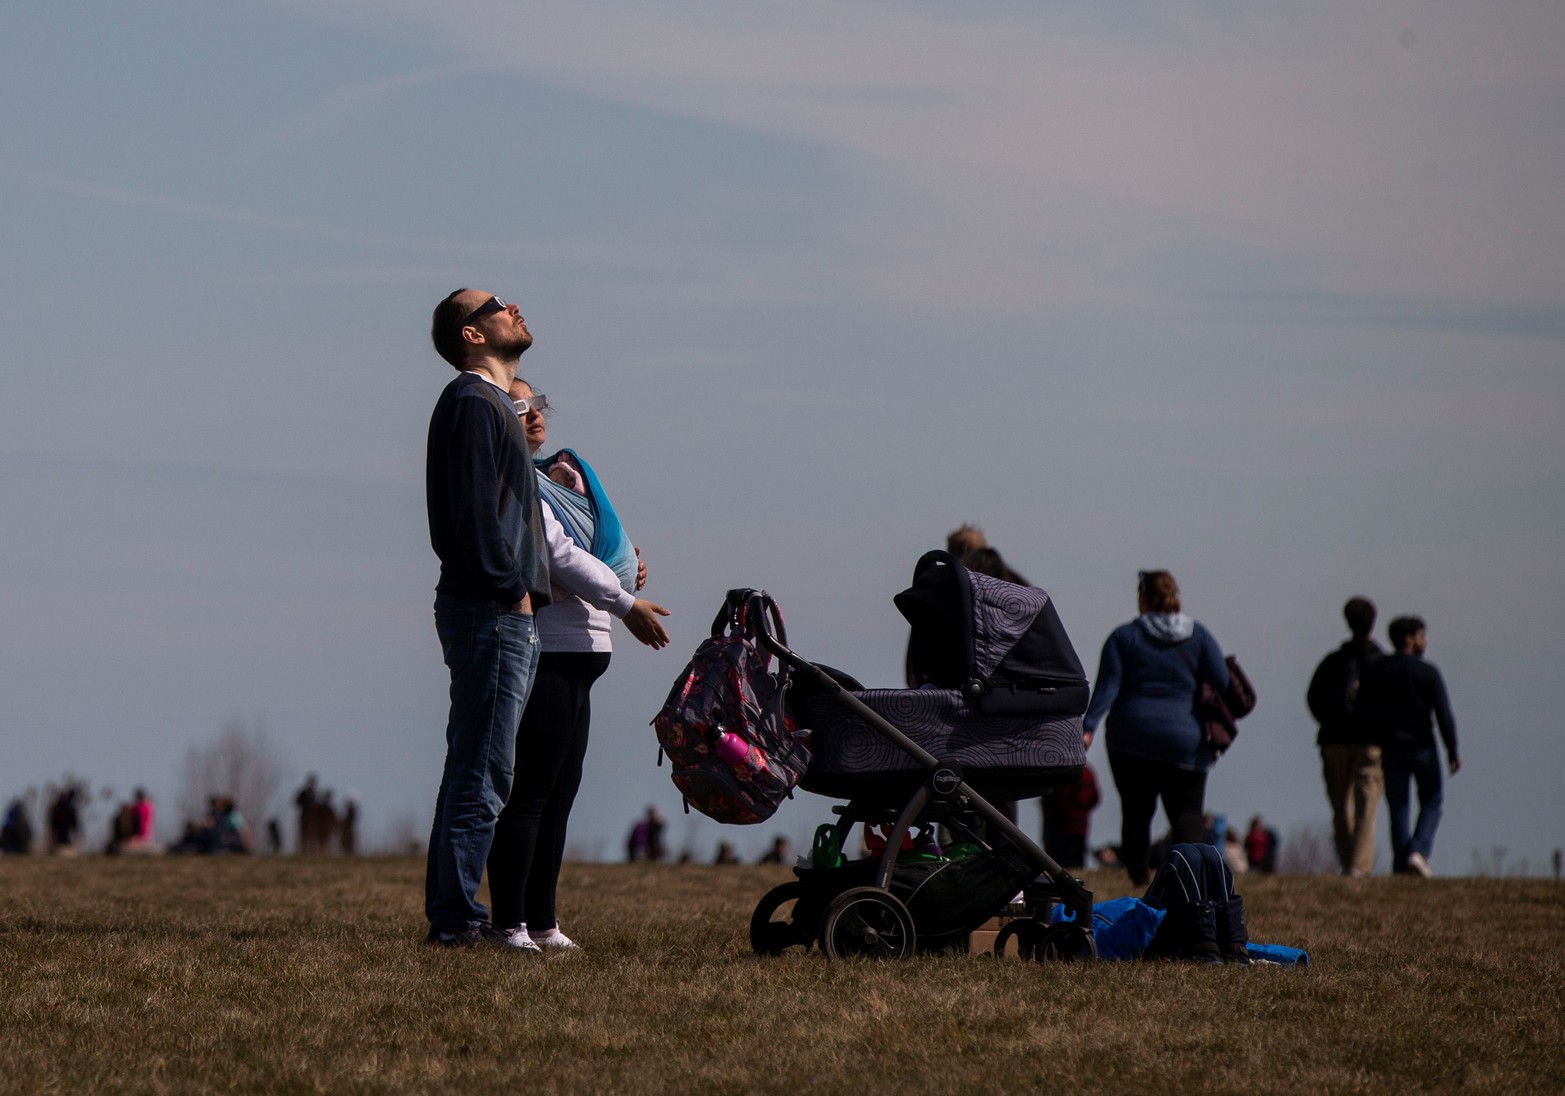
[3,2,1562,874]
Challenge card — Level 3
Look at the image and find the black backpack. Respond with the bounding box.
[1142,842,1249,964]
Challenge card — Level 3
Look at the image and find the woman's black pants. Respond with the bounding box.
[1107,750,1208,885]
[488,651,610,931]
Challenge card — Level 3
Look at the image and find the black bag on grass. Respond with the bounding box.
[1142,842,1249,964]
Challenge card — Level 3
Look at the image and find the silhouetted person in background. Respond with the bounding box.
[946,523,987,560]
[106,789,154,854]
[625,815,648,861]
[1,799,34,854]
[294,775,319,854]
[625,806,668,863]
[214,796,253,854]
[1244,815,1278,874]
[644,807,667,863]
[713,841,739,865]
[962,545,1027,587]
[1042,764,1100,870]
[1358,615,1461,877]
[339,795,358,856]
[1308,596,1385,877]
[266,818,283,856]
[316,790,338,853]
[47,787,82,854]
[1223,827,1249,875]
[758,836,791,864]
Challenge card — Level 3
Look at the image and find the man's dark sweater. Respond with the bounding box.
[1358,652,1459,757]
[1306,637,1384,746]
[426,372,550,606]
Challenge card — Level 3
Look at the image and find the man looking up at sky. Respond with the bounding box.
[423,289,550,946]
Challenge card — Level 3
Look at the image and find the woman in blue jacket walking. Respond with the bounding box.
[1084,570,1230,886]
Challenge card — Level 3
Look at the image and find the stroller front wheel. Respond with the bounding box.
[750,882,811,956]
[1038,921,1097,962]
[820,886,916,961]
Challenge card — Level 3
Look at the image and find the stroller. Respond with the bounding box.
[747,550,1098,961]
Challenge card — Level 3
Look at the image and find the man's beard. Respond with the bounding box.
[503,331,534,359]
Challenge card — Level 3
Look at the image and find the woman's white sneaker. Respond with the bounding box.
[485,924,543,953]
[531,927,581,951]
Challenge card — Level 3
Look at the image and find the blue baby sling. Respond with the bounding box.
[535,448,638,595]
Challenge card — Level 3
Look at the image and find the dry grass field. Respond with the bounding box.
[2,856,1561,1095]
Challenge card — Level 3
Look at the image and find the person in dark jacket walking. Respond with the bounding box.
[1041,764,1100,870]
[1357,615,1461,878]
[1083,570,1231,886]
[1307,596,1385,876]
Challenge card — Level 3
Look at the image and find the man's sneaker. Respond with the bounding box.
[531,927,582,951]
[424,926,483,948]
[483,924,543,953]
[1406,851,1433,878]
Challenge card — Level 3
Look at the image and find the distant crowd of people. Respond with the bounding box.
[0,782,155,856]
[293,775,359,855]
[170,795,253,855]
[622,806,795,867]
[1,777,364,858]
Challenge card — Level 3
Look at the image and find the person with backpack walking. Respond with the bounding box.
[1307,596,1385,877]
[484,378,670,953]
[1082,570,1233,887]
[1356,615,1461,878]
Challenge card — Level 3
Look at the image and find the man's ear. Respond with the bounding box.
[462,325,485,347]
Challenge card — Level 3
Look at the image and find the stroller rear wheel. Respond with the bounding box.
[820,887,916,961]
[1038,922,1097,962]
[992,919,1045,961]
[750,882,811,956]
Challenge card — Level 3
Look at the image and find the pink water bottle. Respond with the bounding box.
[714,731,749,766]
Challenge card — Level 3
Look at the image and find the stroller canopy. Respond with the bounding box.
[896,550,1088,716]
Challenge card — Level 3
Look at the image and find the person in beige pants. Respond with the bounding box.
[1307,597,1385,876]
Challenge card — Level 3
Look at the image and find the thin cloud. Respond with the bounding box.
[282,1,1565,319]
[230,64,488,163]
[1214,290,1565,342]
[26,173,769,287]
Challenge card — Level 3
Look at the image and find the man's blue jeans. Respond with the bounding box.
[1382,746,1443,873]
[426,597,540,933]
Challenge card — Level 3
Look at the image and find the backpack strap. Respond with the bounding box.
[746,590,787,650]
[709,589,789,679]
[712,588,761,637]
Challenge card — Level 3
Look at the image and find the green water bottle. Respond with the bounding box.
[811,823,842,869]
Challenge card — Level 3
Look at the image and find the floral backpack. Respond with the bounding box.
[651,589,811,824]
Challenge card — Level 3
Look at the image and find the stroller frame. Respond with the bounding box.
[750,605,1096,961]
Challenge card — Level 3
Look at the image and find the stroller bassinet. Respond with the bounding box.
[793,549,1089,801]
